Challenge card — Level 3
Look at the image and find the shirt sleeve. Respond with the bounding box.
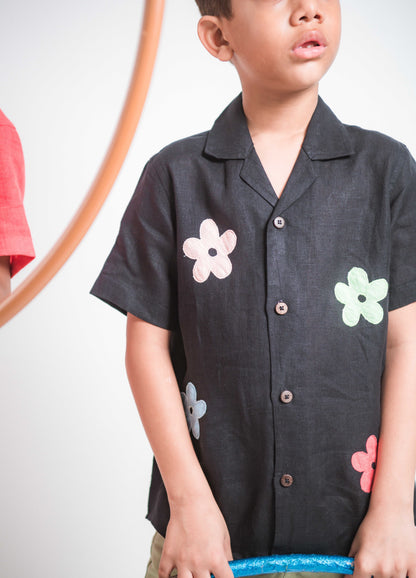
[0,121,35,277]
[90,156,179,330]
[388,144,416,311]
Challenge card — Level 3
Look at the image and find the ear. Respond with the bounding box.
[197,16,233,62]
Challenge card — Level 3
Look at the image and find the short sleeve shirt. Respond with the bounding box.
[0,109,35,277]
[91,95,416,559]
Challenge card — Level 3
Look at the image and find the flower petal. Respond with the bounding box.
[219,230,237,255]
[335,282,355,306]
[200,219,220,246]
[193,258,211,283]
[183,237,205,260]
[360,468,375,493]
[210,254,233,280]
[367,278,388,302]
[193,400,207,420]
[192,419,201,440]
[186,382,197,402]
[366,435,378,462]
[361,301,384,325]
[348,267,369,294]
[342,304,361,327]
[351,450,371,474]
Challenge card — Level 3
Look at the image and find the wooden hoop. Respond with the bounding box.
[0,0,165,327]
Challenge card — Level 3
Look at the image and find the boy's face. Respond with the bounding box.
[216,0,341,96]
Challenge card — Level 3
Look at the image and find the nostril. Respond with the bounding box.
[299,13,322,23]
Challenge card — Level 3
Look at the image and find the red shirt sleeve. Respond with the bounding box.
[0,110,35,277]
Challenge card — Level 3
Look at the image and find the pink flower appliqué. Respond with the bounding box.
[183,219,237,283]
[351,435,378,493]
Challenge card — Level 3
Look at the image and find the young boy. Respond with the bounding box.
[91,1,416,577]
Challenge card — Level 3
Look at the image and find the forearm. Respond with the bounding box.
[348,304,416,577]
[0,256,11,301]
[370,304,416,514]
[125,313,213,506]
[125,314,233,576]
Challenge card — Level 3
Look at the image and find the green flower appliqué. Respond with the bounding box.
[334,267,388,327]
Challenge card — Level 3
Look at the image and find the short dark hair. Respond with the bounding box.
[195,0,233,19]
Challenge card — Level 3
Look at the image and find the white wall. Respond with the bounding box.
[1,1,416,577]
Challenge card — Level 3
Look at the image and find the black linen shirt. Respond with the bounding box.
[91,95,416,559]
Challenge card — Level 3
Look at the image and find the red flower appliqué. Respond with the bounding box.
[351,435,378,493]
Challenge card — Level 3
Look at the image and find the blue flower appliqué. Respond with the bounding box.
[181,382,207,440]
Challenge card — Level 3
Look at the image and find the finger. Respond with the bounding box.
[393,563,412,578]
[352,554,374,578]
[191,571,211,578]
[158,554,176,578]
[176,568,193,578]
[211,558,234,578]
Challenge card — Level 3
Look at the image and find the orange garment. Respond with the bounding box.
[0,109,35,277]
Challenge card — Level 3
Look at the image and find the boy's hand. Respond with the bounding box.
[158,494,234,578]
[349,505,416,578]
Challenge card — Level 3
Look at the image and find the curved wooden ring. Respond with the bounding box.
[0,0,165,327]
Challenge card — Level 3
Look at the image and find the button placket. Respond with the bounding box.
[267,207,298,547]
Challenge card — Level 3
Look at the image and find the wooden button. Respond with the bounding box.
[280,390,294,404]
[275,301,288,315]
[280,474,294,488]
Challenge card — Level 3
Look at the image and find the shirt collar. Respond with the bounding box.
[204,93,355,161]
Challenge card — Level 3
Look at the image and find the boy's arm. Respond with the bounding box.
[125,313,234,578]
[350,302,416,578]
[0,256,11,301]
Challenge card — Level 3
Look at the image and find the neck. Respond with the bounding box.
[242,85,319,140]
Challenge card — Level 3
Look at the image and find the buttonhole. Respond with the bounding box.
[208,248,217,257]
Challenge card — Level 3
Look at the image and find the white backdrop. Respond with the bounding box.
[1,1,416,577]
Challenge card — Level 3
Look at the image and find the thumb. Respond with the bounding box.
[225,539,233,562]
[348,539,359,558]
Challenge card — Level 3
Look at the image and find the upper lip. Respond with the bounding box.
[293,30,327,51]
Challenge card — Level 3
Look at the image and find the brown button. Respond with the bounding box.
[273,216,286,229]
[275,301,288,315]
[280,390,294,404]
[280,474,294,488]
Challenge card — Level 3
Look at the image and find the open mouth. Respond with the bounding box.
[301,41,322,49]
[293,34,327,58]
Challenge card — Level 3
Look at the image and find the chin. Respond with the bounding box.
[290,66,332,91]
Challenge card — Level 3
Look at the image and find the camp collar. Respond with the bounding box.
[204,93,355,161]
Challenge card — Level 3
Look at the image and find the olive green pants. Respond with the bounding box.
[144,532,344,578]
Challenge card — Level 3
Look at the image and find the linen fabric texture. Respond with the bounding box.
[0,109,35,277]
[91,95,416,559]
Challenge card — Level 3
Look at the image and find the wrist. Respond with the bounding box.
[166,471,215,512]
[168,485,214,509]
[368,490,414,519]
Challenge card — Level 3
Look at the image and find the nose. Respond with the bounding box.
[290,0,324,25]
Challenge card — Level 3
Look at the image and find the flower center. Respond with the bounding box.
[189,406,194,415]
[371,462,376,470]
[357,294,367,303]
[208,247,218,257]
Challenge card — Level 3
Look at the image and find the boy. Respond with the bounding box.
[91,1,416,578]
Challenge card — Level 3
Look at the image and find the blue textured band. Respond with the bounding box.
[228,554,354,577]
